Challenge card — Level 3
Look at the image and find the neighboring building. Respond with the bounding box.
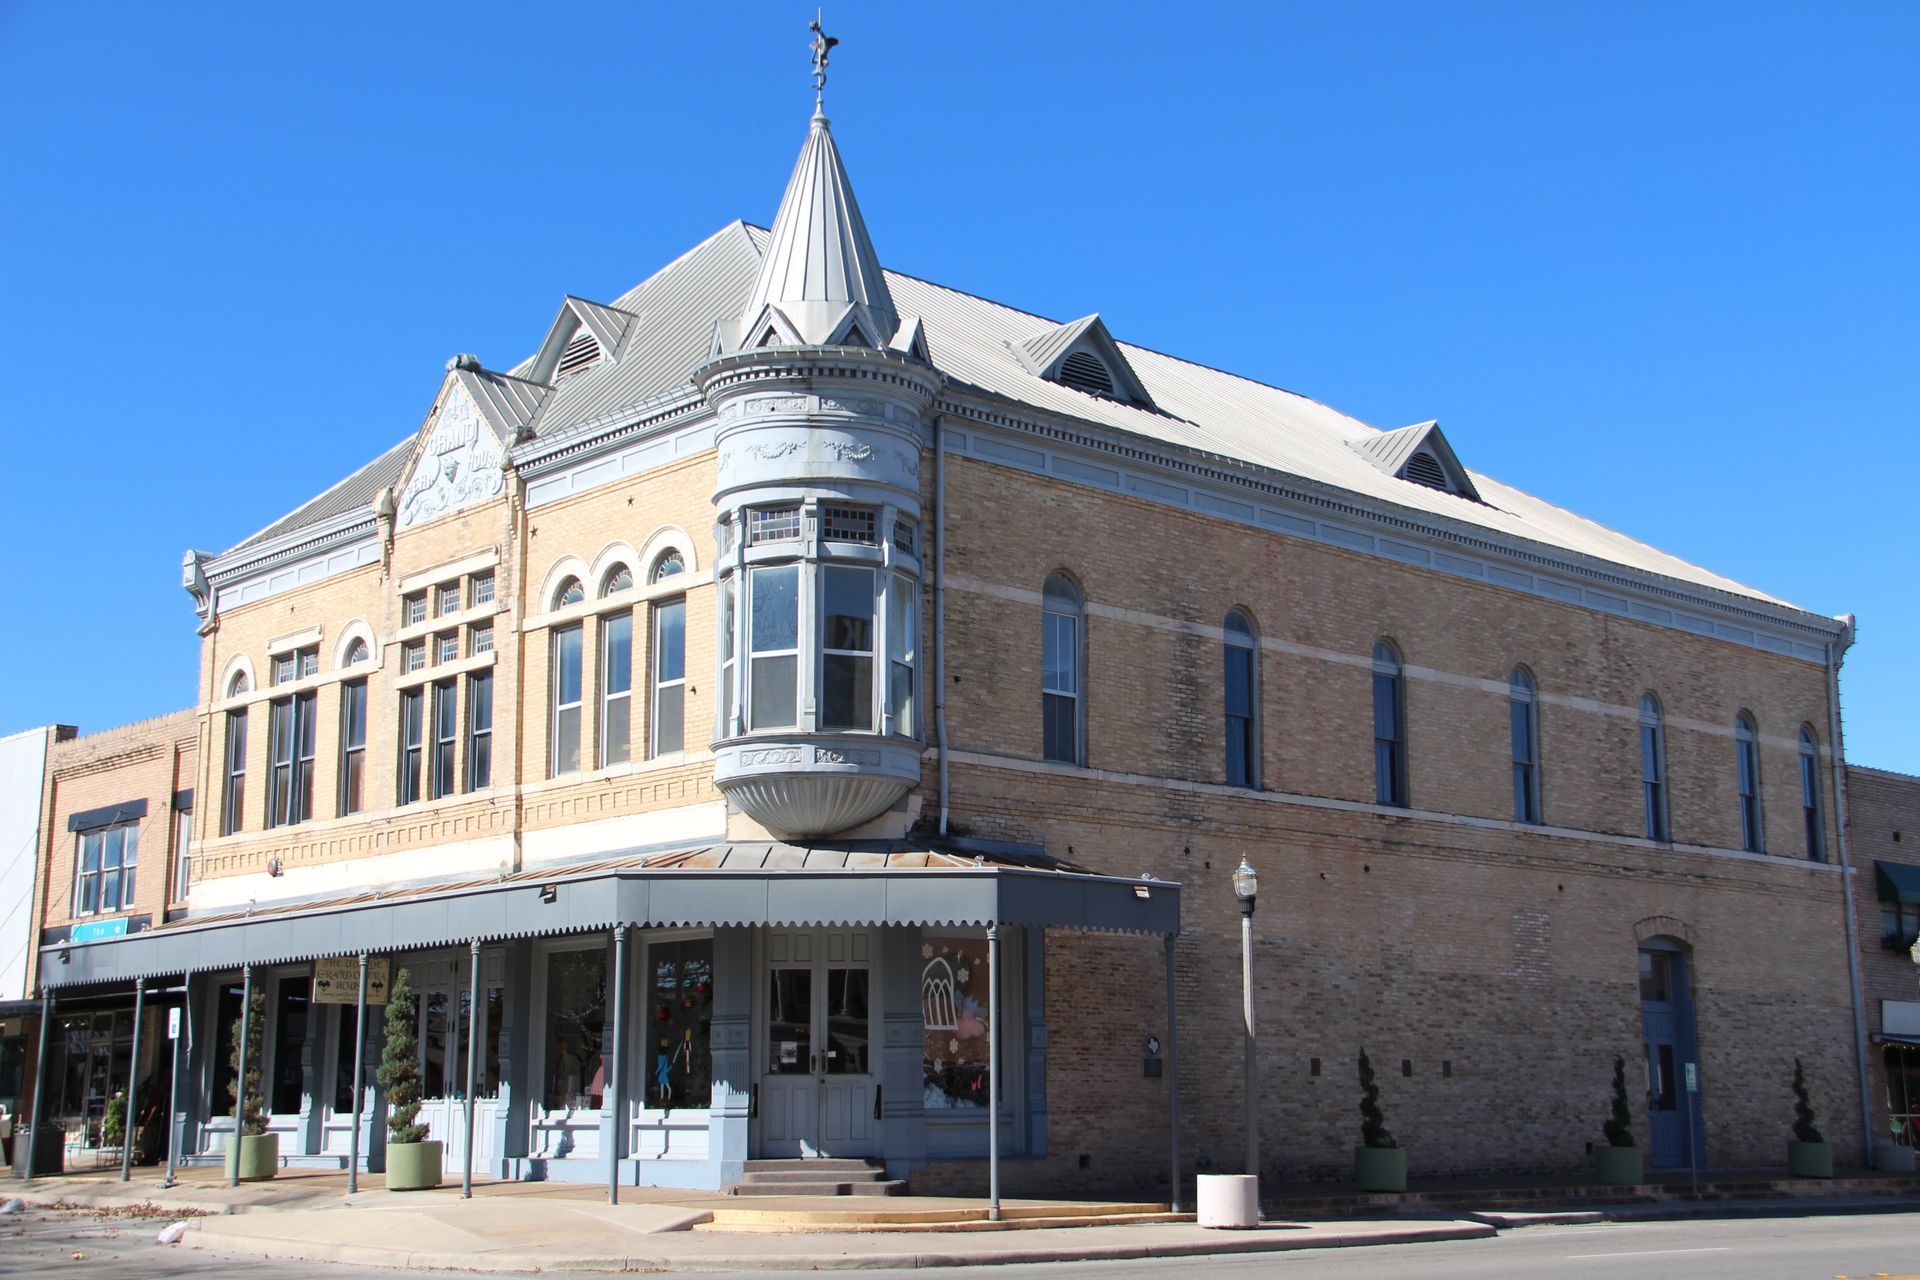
[1,724,72,1170]
[24,65,1866,1194]
[1846,764,1920,1160]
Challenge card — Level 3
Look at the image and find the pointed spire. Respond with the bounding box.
[734,30,897,350]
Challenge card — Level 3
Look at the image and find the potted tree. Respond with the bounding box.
[376,967,442,1190]
[1354,1048,1406,1192]
[1787,1058,1832,1178]
[224,985,277,1181]
[1593,1055,1643,1185]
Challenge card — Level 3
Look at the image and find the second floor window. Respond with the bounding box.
[653,598,686,755]
[1736,712,1763,853]
[1042,573,1083,764]
[1800,726,1826,862]
[1510,667,1541,824]
[822,566,875,731]
[267,690,317,828]
[748,564,800,730]
[1372,640,1407,807]
[552,624,583,774]
[171,805,192,901]
[398,688,425,805]
[1223,610,1258,788]
[1640,693,1669,841]
[74,822,138,916]
[431,679,458,799]
[339,679,368,816]
[601,611,633,767]
[467,672,494,791]
[221,708,247,836]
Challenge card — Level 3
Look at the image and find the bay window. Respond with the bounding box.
[821,566,875,730]
[748,564,800,730]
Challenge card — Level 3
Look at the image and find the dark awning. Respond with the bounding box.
[1876,860,1920,904]
[1871,1032,1920,1049]
[37,842,1179,990]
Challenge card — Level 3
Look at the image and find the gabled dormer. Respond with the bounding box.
[1347,419,1481,501]
[1011,314,1150,406]
[527,296,641,384]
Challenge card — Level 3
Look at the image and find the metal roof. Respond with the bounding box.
[223,435,411,556]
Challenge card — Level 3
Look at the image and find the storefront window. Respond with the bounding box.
[51,1011,132,1147]
[1889,1045,1920,1148]
[647,938,713,1109]
[921,935,991,1110]
[544,948,606,1110]
[209,983,243,1126]
[271,980,310,1115]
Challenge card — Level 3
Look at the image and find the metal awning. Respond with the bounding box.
[38,842,1179,990]
[1877,861,1920,905]
[1872,1032,1920,1049]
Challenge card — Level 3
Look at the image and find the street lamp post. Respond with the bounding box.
[1232,857,1259,1190]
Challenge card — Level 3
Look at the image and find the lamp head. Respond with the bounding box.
[1232,856,1258,912]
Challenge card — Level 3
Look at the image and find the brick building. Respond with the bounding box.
[1846,765,1920,1164]
[21,70,1871,1195]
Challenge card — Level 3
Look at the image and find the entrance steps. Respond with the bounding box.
[725,1158,906,1197]
[700,1200,1180,1231]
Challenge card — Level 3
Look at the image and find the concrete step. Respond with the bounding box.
[741,1158,885,1174]
[727,1179,908,1196]
[739,1169,892,1184]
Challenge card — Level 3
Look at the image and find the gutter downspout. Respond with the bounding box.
[1826,613,1873,1168]
[934,415,951,836]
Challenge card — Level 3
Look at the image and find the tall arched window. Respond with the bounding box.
[1799,726,1826,862]
[553,576,585,609]
[1735,711,1763,852]
[1224,610,1259,788]
[599,565,633,597]
[650,550,685,583]
[1042,573,1084,765]
[651,550,688,756]
[1510,667,1541,824]
[343,638,371,667]
[1372,640,1407,807]
[1640,693,1669,841]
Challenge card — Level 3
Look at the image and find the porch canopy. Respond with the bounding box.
[39,841,1180,989]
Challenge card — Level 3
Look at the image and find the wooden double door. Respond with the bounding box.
[756,929,878,1157]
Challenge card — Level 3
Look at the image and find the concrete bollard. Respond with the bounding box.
[1196,1173,1260,1229]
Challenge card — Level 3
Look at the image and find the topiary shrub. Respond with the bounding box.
[103,1092,127,1148]
[1358,1048,1397,1149]
[376,968,428,1145]
[227,985,268,1136]
[1604,1055,1635,1147]
[1791,1057,1824,1144]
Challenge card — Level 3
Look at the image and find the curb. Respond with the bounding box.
[185,1221,1499,1272]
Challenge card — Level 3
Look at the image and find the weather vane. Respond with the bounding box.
[809,9,839,107]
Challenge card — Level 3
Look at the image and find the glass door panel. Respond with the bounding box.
[767,968,814,1074]
[825,968,869,1074]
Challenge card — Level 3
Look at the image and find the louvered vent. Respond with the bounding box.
[557,331,601,378]
[1059,350,1115,397]
[1403,451,1449,490]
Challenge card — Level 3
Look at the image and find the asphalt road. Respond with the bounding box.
[0,1204,1915,1278]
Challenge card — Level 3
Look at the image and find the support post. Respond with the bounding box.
[463,939,480,1198]
[24,988,53,1182]
[987,923,1002,1221]
[229,964,252,1188]
[121,978,145,1181]
[1241,907,1257,1185]
[1164,933,1181,1214]
[608,925,628,1205]
[164,973,188,1188]
[348,953,368,1194]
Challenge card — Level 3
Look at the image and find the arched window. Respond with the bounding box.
[1042,573,1084,765]
[1372,640,1407,807]
[650,550,686,584]
[1735,712,1763,853]
[599,565,633,597]
[343,638,370,667]
[554,576,585,609]
[1799,726,1825,862]
[1640,694,1669,841]
[1223,609,1258,788]
[227,670,251,698]
[1510,667,1541,824]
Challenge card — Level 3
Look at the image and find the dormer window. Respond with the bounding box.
[1403,450,1449,491]
[557,330,601,379]
[1059,350,1115,398]
[1348,420,1482,502]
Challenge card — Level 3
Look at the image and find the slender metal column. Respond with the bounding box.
[121,978,145,1180]
[23,988,53,1181]
[229,964,252,1188]
[348,953,368,1194]
[1164,934,1181,1214]
[164,973,189,1188]
[608,925,628,1205]
[1241,905,1257,1183]
[463,939,480,1198]
[987,924,1002,1221]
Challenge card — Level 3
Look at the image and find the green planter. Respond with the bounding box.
[1354,1145,1407,1192]
[1788,1140,1832,1178]
[223,1133,279,1182]
[1592,1145,1643,1186]
[385,1140,444,1191]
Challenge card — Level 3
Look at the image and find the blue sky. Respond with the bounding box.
[1,2,1914,771]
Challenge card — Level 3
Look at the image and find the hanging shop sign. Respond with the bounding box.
[312,956,391,1005]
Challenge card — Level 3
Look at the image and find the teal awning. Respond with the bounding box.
[1876,860,1920,904]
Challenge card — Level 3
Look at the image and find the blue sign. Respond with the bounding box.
[71,917,129,942]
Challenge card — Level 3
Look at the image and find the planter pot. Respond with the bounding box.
[1874,1143,1916,1173]
[223,1133,279,1182]
[1592,1145,1643,1186]
[1354,1145,1407,1192]
[1195,1173,1260,1229]
[1788,1140,1833,1179]
[385,1140,444,1191]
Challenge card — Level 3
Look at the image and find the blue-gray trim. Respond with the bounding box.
[173,789,195,812]
[40,866,1179,990]
[69,799,148,833]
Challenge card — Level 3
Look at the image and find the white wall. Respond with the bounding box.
[0,727,52,1001]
